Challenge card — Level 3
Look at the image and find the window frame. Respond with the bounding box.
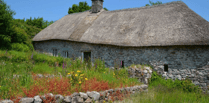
[53,49,58,57]
[64,51,68,58]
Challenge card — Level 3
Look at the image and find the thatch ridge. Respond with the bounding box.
[104,1,185,13]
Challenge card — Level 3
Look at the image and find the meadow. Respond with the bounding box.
[0,50,209,103]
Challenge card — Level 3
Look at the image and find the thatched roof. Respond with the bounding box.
[32,1,209,47]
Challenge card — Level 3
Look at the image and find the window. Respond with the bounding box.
[121,61,124,68]
[164,64,168,72]
[83,52,91,62]
[64,51,68,58]
[53,49,58,57]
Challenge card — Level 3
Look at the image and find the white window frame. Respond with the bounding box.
[64,51,68,58]
[53,49,58,57]
[82,51,92,63]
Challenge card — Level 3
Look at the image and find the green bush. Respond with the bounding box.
[149,71,202,93]
[6,50,29,62]
[11,43,30,52]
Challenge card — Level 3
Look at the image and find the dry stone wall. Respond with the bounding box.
[150,61,209,93]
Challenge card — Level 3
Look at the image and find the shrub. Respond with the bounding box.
[11,43,30,52]
[149,71,202,93]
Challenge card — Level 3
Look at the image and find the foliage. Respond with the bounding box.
[0,0,54,51]
[0,0,16,50]
[11,43,30,52]
[145,0,162,6]
[149,71,202,93]
[68,1,108,14]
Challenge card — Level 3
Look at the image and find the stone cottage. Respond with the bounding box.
[32,0,209,70]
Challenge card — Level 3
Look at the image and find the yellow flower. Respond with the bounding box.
[77,70,81,73]
[80,74,84,76]
[0,86,1,88]
[68,73,70,75]
[75,74,78,76]
[85,78,88,80]
[79,81,81,84]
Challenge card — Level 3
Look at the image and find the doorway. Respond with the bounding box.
[84,52,91,62]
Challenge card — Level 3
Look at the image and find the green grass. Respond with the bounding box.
[113,85,209,103]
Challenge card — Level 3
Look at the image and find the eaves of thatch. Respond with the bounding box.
[32,1,209,47]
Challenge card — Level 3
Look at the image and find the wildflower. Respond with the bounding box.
[68,73,70,75]
[79,81,81,84]
[0,86,1,88]
[5,49,7,55]
[95,63,97,69]
[75,74,78,76]
[62,62,65,69]
[104,72,105,73]
[31,52,33,59]
[80,74,84,76]
[85,78,88,80]
[77,70,81,73]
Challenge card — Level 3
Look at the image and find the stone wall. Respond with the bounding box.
[150,61,209,92]
[33,40,209,70]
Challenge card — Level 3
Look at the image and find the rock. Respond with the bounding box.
[70,92,79,97]
[84,97,92,103]
[176,75,181,80]
[168,74,174,79]
[71,97,78,103]
[140,84,148,89]
[143,70,148,74]
[0,100,14,103]
[162,73,167,78]
[193,81,199,85]
[125,87,130,91]
[63,96,72,103]
[79,92,88,99]
[107,89,114,93]
[87,91,100,101]
[19,97,34,103]
[54,94,64,103]
[200,83,207,87]
[76,96,84,102]
[37,74,43,78]
[34,95,42,103]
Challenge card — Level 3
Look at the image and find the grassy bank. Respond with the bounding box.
[0,50,141,102]
[113,85,209,103]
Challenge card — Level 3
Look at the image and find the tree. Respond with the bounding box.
[68,1,108,14]
[145,0,162,6]
[0,0,16,50]
[103,7,108,11]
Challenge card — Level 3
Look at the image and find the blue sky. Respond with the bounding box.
[4,0,209,22]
